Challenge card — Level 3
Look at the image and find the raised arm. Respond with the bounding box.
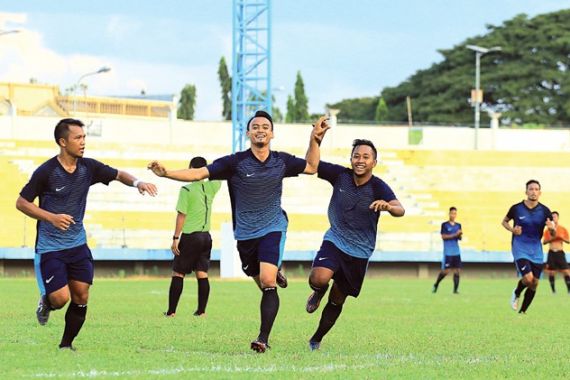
[16,196,75,231]
[303,116,331,174]
[116,170,158,196]
[147,161,209,182]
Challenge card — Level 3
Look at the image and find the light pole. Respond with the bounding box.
[73,66,111,114]
[466,44,501,150]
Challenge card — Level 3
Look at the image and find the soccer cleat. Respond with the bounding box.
[36,295,51,325]
[309,340,321,351]
[306,291,324,313]
[193,311,206,317]
[59,345,77,351]
[250,340,270,353]
[163,312,176,318]
[432,285,438,293]
[276,270,288,288]
[510,289,519,311]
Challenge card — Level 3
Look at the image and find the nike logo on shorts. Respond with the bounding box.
[318,257,328,261]
[243,265,249,270]
[46,275,55,284]
[521,265,527,271]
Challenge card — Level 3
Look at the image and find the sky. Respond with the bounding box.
[0,1,568,120]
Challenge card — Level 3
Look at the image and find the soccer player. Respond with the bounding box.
[502,179,555,314]
[305,139,405,351]
[15,118,157,350]
[148,110,329,353]
[165,156,221,317]
[432,207,463,294]
[542,211,570,294]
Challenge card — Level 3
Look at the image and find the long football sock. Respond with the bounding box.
[549,275,556,293]
[258,287,279,344]
[310,301,343,343]
[519,288,536,313]
[59,303,87,348]
[167,276,184,315]
[514,279,527,297]
[434,272,446,287]
[564,275,570,293]
[453,274,460,293]
[196,278,210,314]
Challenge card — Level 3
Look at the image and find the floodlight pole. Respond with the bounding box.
[73,66,112,114]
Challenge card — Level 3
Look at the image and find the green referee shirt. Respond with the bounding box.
[176,180,221,233]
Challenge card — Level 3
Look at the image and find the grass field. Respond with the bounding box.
[1,277,570,379]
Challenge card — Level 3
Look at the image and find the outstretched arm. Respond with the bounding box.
[303,116,331,174]
[369,199,405,217]
[147,161,210,182]
[116,170,158,196]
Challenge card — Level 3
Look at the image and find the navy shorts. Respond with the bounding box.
[34,244,94,296]
[545,250,569,270]
[173,232,213,274]
[312,240,369,298]
[442,255,462,270]
[236,231,285,277]
[515,259,543,278]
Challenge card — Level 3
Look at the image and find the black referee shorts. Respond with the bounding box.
[172,232,212,274]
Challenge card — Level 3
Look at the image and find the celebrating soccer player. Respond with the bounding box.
[305,139,405,351]
[502,179,555,314]
[432,207,463,294]
[16,118,157,350]
[148,110,330,353]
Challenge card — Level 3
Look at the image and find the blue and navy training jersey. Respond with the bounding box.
[207,149,306,240]
[19,156,118,254]
[441,221,461,256]
[318,161,397,259]
[506,201,553,263]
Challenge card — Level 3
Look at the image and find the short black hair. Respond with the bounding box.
[351,139,377,159]
[54,118,84,146]
[552,211,559,217]
[526,179,541,190]
[189,156,207,169]
[449,207,457,212]
[247,110,273,131]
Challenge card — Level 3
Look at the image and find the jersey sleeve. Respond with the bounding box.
[279,152,307,177]
[317,161,345,185]
[207,155,235,181]
[89,158,118,185]
[210,180,222,193]
[176,186,189,214]
[440,222,446,235]
[505,205,517,220]
[19,165,49,202]
[373,179,397,202]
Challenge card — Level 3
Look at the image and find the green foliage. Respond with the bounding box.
[375,97,389,123]
[217,57,232,121]
[286,71,310,123]
[381,10,570,126]
[177,84,197,120]
[2,278,570,378]
[326,96,379,123]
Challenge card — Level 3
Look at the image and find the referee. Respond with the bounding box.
[165,157,221,317]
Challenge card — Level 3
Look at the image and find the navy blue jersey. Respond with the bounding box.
[207,149,306,240]
[441,221,461,256]
[318,161,397,259]
[506,201,553,263]
[19,156,118,254]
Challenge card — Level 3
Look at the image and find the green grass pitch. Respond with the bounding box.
[1,277,570,379]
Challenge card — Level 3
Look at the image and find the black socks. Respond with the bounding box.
[549,275,556,293]
[59,302,87,348]
[311,301,343,343]
[167,276,184,315]
[434,272,447,287]
[519,288,536,313]
[258,287,279,344]
[196,278,210,315]
[514,279,527,298]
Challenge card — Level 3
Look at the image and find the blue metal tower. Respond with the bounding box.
[232,0,272,153]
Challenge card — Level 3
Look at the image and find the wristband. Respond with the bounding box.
[172,236,179,240]
[133,179,141,187]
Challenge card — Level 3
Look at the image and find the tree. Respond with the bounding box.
[177,84,197,120]
[217,56,232,120]
[375,97,389,123]
[285,71,310,123]
[381,10,570,126]
[326,97,379,123]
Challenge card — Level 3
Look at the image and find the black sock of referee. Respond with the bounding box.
[434,272,446,287]
[196,278,209,314]
[453,274,460,293]
[564,275,570,293]
[514,279,527,297]
[258,287,279,344]
[549,275,556,293]
[167,276,184,315]
[59,302,87,348]
[311,300,343,343]
[519,288,536,313]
